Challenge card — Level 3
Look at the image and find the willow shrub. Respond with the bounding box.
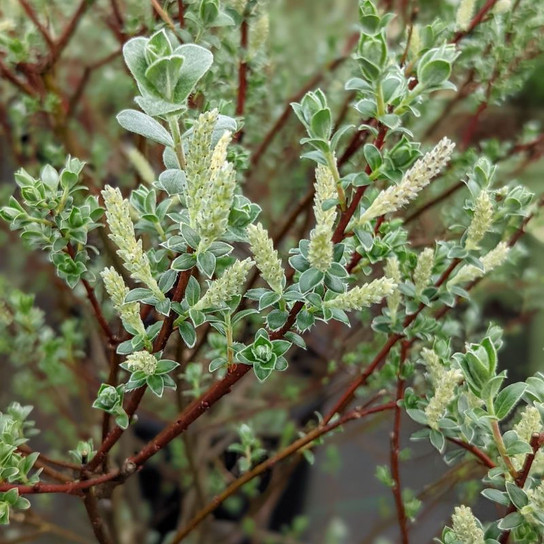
[1,0,544,543]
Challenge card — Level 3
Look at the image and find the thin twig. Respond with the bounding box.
[248,32,359,173]
[499,433,544,544]
[42,0,94,71]
[390,342,409,544]
[150,0,177,33]
[18,0,55,51]
[452,0,499,44]
[170,402,396,543]
[66,245,116,344]
[446,437,496,469]
[235,18,249,118]
[86,265,195,472]
[82,488,114,544]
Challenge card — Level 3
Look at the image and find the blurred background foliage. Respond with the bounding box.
[0,0,543,543]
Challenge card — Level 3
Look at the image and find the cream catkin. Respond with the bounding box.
[125,351,157,376]
[465,191,493,251]
[101,267,147,338]
[323,277,397,312]
[414,247,435,296]
[186,109,218,228]
[355,137,455,226]
[449,241,510,286]
[308,164,337,273]
[194,258,254,310]
[247,223,285,294]
[102,186,164,300]
[451,506,485,544]
[456,0,476,31]
[384,256,402,323]
[194,131,237,250]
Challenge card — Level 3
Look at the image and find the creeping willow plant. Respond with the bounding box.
[0,0,544,542]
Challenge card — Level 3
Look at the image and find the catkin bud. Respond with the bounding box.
[247,223,285,294]
[421,347,442,385]
[194,131,237,249]
[125,350,157,376]
[194,258,254,310]
[186,109,218,228]
[102,186,164,300]
[125,146,155,185]
[385,256,402,323]
[249,13,269,58]
[355,137,455,226]
[229,0,248,14]
[493,0,512,14]
[414,248,434,296]
[513,405,542,470]
[101,267,147,338]
[425,368,462,429]
[451,506,485,544]
[465,191,493,251]
[449,241,510,286]
[409,24,421,57]
[309,164,337,272]
[323,277,397,312]
[456,0,476,31]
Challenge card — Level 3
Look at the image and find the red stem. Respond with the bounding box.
[86,265,194,472]
[446,437,496,469]
[391,342,409,544]
[177,0,185,27]
[236,19,249,118]
[499,433,544,544]
[18,0,55,51]
[248,32,359,172]
[66,245,116,344]
[332,124,388,244]
[452,0,499,44]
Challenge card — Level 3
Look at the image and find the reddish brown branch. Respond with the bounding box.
[332,124,388,243]
[390,342,409,544]
[42,0,93,71]
[66,245,116,343]
[18,0,55,51]
[446,437,496,469]
[82,489,114,544]
[452,0,499,44]
[0,57,39,97]
[0,469,120,495]
[323,258,461,424]
[170,401,396,543]
[236,19,249,118]
[68,49,122,116]
[177,0,185,27]
[499,433,544,544]
[248,32,359,172]
[86,265,194,472]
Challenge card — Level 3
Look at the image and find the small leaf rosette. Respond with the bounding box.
[121,351,179,398]
[236,329,291,382]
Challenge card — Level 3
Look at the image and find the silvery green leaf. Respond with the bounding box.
[172,253,196,271]
[266,310,288,331]
[157,169,186,195]
[299,268,324,293]
[197,251,216,278]
[494,383,527,420]
[117,110,174,147]
[171,44,213,103]
[144,55,184,100]
[185,276,201,307]
[178,320,197,348]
